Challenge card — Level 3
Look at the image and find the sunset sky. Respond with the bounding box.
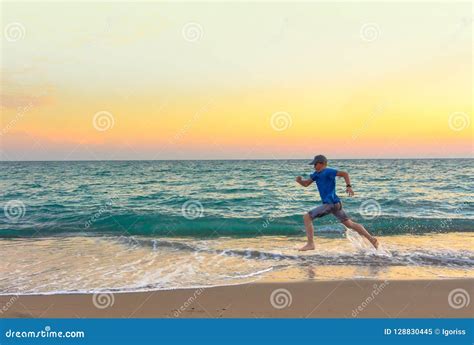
[1,1,472,160]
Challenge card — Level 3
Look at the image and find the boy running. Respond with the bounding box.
[296,155,379,251]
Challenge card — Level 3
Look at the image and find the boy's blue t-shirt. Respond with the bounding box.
[310,167,340,204]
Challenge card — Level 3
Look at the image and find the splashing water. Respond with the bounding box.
[0,233,471,294]
[345,227,391,257]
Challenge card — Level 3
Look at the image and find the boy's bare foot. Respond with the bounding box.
[298,242,315,251]
[369,237,379,249]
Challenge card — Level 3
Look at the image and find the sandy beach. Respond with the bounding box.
[1,279,472,318]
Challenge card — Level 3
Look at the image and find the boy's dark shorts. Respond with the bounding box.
[308,202,350,222]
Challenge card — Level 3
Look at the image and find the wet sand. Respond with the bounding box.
[1,279,472,318]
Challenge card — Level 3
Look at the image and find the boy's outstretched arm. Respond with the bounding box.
[296,176,313,187]
[336,171,354,196]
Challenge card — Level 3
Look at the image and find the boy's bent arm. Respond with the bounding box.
[296,176,313,187]
[336,171,354,196]
[336,171,351,185]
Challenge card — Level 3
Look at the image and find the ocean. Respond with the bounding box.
[1,159,473,294]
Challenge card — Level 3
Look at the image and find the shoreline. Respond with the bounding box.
[0,276,471,297]
[1,278,472,318]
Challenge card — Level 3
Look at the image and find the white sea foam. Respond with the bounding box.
[0,233,472,295]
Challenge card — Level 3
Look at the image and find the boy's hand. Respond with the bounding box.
[296,176,303,183]
[346,186,354,197]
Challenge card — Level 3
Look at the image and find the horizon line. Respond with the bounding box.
[1,157,473,162]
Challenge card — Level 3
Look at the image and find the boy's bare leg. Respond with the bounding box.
[299,213,315,251]
[342,219,379,249]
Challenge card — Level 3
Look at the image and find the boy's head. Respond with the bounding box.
[309,154,327,172]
